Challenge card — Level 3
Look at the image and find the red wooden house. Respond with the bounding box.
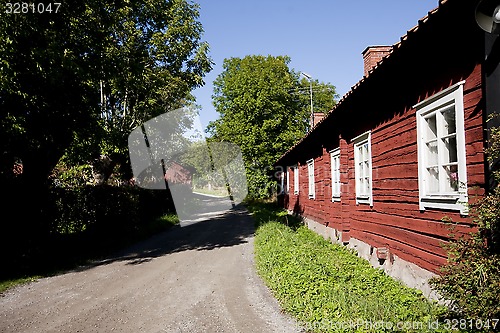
[275,0,499,298]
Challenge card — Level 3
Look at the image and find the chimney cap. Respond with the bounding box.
[361,45,393,55]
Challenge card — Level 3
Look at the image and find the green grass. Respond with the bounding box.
[0,213,179,294]
[246,200,449,333]
[139,213,179,236]
[0,276,41,294]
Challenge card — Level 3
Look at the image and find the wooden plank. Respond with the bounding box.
[350,229,448,273]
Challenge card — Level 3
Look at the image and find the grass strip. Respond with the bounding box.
[247,200,450,333]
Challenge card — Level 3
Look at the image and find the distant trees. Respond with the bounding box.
[0,0,212,230]
[208,55,337,198]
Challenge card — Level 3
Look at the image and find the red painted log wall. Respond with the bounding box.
[283,64,485,274]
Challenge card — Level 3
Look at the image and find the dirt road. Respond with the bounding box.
[0,203,302,333]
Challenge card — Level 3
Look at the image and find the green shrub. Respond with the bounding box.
[2,184,177,282]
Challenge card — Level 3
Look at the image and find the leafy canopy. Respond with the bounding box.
[0,0,213,185]
[208,55,337,198]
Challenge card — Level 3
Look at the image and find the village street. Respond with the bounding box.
[0,201,302,333]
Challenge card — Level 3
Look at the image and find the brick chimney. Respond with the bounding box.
[310,112,325,129]
[362,46,392,77]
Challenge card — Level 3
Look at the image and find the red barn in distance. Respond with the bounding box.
[164,161,195,185]
[275,0,497,299]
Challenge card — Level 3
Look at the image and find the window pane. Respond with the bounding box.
[331,154,340,196]
[426,140,438,166]
[443,106,456,135]
[426,115,437,140]
[363,178,370,195]
[364,161,370,177]
[427,167,439,193]
[444,164,459,192]
[444,136,458,163]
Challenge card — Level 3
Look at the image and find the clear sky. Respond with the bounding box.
[192,0,439,130]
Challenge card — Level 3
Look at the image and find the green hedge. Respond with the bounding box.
[2,185,176,279]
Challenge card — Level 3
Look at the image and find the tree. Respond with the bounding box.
[208,55,337,198]
[96,0,213,156]
[0,0,212,231]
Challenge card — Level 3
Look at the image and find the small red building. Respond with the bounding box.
[164,161,195,185]
[275,0,498,298]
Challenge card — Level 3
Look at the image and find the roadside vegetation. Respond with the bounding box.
[247,200,449,333]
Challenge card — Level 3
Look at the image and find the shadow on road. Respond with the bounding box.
[75,202,255,270]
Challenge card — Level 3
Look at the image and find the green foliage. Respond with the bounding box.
[50,162,95,188]
[0,0,212,193]
[2,185,176,282]
[208,55,337,199]
[144,213,179,237]
[429,124,500,321]
[0,276,41,295]
[96,0,213,154]
[247,201,447,332]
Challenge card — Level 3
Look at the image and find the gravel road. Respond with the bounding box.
[0,202,303,333]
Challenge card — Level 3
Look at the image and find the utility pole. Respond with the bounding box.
[301,72,314,131]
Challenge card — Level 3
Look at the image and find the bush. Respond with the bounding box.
[49,185,174,235]
[2,184,176,280]
[429,124,500,321]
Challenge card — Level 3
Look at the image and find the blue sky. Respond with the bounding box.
[192,0,439,129]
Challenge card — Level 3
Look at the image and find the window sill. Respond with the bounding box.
[356,196,372,206]
[332,196,341,202]
[420,195,468,215]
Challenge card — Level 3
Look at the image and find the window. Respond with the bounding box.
[279,170,285,194]
[353,131,373,206]
[415,81,468,214]
[330,148,341,201]
[286,167,290,193]
[293,165,299,195]
[307,159,315,199]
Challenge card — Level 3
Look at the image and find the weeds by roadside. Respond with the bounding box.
[246,200,449,332]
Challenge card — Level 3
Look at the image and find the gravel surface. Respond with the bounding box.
[0,204,303,333]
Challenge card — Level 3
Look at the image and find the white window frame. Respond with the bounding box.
[352,131,373,206]
[307,159,315,199]
[415,81,468,215]
[330,148,341,201]
[286,167,290,194]
[279,170,285,195]
[293,165,299,195]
